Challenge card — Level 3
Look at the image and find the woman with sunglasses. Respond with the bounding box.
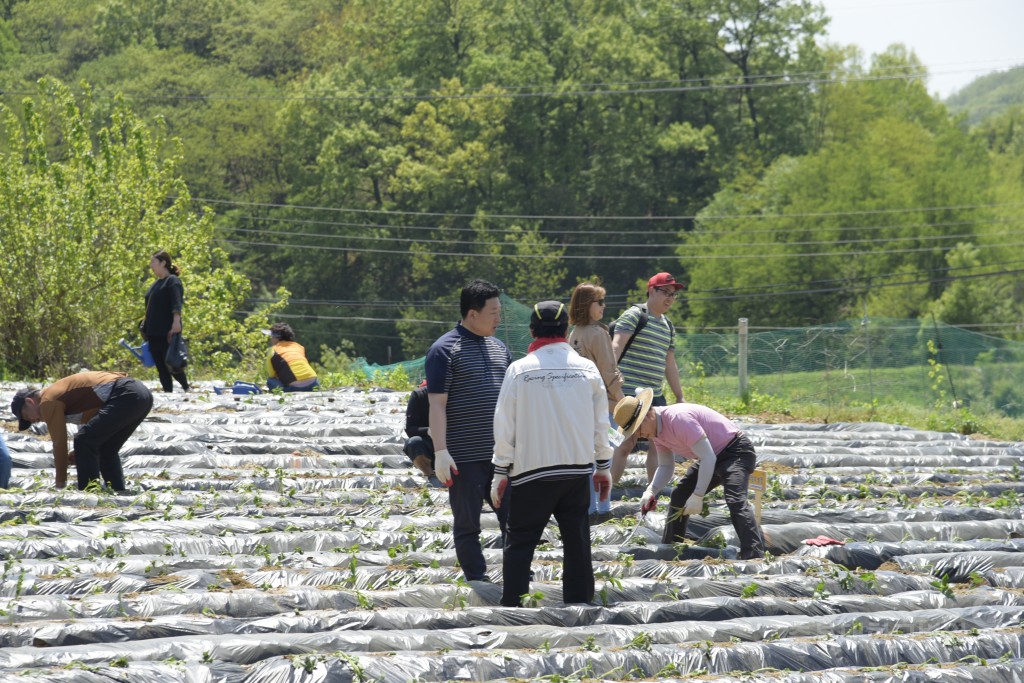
[568,281,625,523]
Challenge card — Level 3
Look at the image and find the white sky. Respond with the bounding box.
[817,0,1024,98]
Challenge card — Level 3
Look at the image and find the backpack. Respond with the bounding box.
[609,304,673,362]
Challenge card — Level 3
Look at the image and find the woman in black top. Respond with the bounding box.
[142,250,189,392]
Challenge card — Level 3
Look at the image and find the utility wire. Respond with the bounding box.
[217,213,1015,239]
[241,267,1024,327]
[219,223,1018,250]
[694,267,1024,302]
[3,71,941,103]
[217,237,1024,261]
[195,195,1024,222]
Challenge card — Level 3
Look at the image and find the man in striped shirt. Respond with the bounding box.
[611,272,686,481]
[425,279,512,582]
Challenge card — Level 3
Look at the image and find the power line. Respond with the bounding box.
[234,311,452,325]
[220,214,689,237]
[219,223,1018,250]
[217,236,1024,261]
[3,70,943,104]
[246,260,1024,311]
[242,259,1024,313]
[676,258,1024,295]
[196,195,1024,222]
[239,267,1024,328]
[694,266,1024,302]
[217,213,1016,239]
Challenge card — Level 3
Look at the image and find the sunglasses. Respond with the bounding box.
[656,287,678,297]
[595,299,606,305]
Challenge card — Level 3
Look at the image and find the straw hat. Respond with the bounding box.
[613,388,654,438]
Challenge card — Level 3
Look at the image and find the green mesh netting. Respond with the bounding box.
[352,294,534,384]
[357,302,1024,418]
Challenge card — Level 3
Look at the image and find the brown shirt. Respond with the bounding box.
[568,323,625,413]
[39,371,126,486]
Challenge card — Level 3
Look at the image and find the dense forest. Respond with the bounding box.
[0,0,1022,373]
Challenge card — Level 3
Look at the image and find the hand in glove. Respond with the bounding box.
[490,473,508,508]
[639,487,658,514]
[433,449,458,487]
[682,493,704,517]
[593,469,612,503]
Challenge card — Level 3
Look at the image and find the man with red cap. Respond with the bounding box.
[610,272,686,481]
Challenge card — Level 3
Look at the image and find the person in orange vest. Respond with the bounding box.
[265,323,320,392]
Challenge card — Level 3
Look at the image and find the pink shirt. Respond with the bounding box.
[651,403,739,459]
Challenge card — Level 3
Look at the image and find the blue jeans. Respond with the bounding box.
[267,378,320,392]
[0,433,11,488]
[448,460,508,581]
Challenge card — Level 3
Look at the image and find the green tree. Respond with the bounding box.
[684,48,993,329]
[0,78,285,378]
[77,45,286,203]
[0,0,836,363]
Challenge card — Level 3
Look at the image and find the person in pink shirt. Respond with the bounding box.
[611,389,765,559]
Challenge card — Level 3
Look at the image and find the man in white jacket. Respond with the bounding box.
[491,300,613,607]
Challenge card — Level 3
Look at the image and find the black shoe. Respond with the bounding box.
[589,511,613,525]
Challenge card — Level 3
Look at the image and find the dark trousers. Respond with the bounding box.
[662,435,766,559]
[147,335,189,392]
[267,378,320,392]
[448,460,508,581]
[403,435,434,466]
[73,378,153,491]
[501,475,593,607]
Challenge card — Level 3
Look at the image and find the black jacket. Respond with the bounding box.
[405,386,430,439]
[143,275,184,336]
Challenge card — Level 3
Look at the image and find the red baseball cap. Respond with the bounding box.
[648,272,685,290]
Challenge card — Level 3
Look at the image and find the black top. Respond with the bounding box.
[404,385,430,439]
[143,275,184,336]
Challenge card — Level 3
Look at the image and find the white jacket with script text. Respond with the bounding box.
[492,342,612,485]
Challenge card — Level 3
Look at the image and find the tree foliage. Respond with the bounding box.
[684,47,996,330]
[0,78,285,378]
[0,1,1020,368]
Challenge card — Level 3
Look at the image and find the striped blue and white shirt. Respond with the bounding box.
[615,305,674,399]
[425,323,511,464]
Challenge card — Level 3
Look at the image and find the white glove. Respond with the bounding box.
[682,494,704,517]
[639,487,658,514]
[490,473,508,508]
[434,449,458,487]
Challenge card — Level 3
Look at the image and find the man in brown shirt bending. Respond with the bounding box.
[11,371,152,491]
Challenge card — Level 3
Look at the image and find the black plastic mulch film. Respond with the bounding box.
[0,385,1023,682]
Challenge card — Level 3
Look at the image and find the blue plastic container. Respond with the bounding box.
[119,338,155,367]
